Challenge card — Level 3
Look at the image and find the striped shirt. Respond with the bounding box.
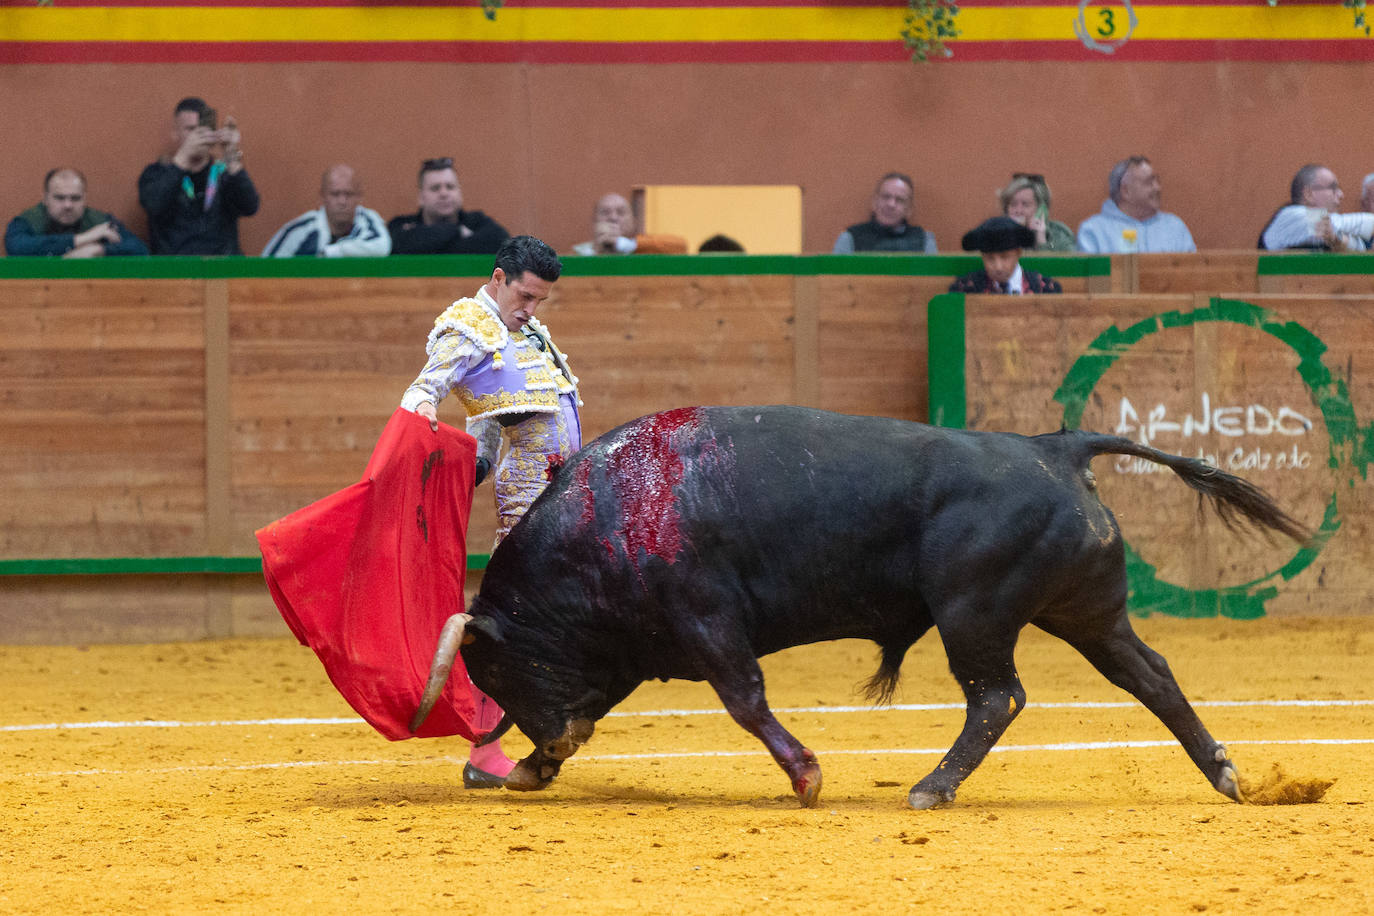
[261,205,391,257]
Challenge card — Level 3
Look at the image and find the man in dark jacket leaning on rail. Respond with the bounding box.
[6,168,148,258]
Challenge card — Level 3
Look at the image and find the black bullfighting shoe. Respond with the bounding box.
[463,761,507,789]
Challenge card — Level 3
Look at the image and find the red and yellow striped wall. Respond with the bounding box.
[2,0,1371,64]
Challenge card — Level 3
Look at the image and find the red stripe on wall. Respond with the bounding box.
[950,38,1374,61]
[3,37,1371,64]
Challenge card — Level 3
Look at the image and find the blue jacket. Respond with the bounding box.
[5,204,149,257]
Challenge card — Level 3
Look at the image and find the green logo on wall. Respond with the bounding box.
[1053,298,1371,619]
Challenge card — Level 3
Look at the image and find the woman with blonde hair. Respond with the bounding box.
[998,173,1076,252]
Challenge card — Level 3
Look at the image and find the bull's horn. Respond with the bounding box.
[473,713,514,747]
[409,613,472,733]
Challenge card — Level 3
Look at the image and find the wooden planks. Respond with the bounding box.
[958,292,1374,616]
[0,279,208,558]
[19,256,1374,641]
[1134,251,1260,294]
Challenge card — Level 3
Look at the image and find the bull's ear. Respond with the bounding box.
[464,614,503,644]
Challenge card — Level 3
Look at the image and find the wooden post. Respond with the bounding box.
[203,278,234,637]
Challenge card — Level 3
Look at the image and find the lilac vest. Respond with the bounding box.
[425,296,580,423]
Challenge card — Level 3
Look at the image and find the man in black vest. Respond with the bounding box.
[832,172,937,254]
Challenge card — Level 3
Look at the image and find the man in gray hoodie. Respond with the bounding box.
[1077,156,1195,254]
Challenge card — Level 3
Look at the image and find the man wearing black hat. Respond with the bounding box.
[949,217,1062,294]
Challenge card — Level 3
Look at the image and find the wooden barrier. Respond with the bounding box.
[1258,252,1374,294]
[0,253,1109,643]
[929,291,1374,618]
[1124,251,1261,294]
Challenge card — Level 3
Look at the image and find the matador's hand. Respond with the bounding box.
[415,401,439,431]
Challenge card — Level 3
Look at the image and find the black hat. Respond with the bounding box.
[961,217,1036,253]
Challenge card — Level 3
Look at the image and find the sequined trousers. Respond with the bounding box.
[490,396,582,548]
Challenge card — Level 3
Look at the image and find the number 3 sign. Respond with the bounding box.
[1074,0,1138,53]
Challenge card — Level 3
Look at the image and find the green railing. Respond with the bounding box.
[0,252,1111,280]
[1257,252,1374,276]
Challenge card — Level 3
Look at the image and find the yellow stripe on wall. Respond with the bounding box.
[0,5,1363,44]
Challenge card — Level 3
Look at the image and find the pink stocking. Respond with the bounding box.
[467,685,516,777]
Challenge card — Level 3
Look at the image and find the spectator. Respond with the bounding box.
[138,97,260,255]
[832,172,937,254]
[998,173,1076,252]
[1077,156,1195,254]
[698,234,745,253]
[6,168,148,257]
[262,165,390,258]
[387,157,509,255]
[1363,173,1374,214]
[570,193,687,255]
[1258,164,1374,251]
[949,217,1062,294]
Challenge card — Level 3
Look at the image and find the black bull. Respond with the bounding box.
[412,406,1311,808]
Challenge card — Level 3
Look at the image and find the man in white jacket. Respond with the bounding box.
[262,164,391,257]
[1258,164,1374,252]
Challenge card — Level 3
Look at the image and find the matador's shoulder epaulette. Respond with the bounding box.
[426,297,509,356]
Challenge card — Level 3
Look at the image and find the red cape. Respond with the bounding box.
[256,407,480,741]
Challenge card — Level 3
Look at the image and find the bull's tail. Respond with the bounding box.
[1075,432,1314,546]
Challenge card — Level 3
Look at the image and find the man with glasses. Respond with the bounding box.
[1076,156,1195,254]
[388,157,510,255]
[832,172,937,253]
[1259,164,1374,251]
[401,235,579,788]
[261,164,390,257]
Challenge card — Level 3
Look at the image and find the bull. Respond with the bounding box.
[412,406,1311,809]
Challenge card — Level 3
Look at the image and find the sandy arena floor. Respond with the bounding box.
[1,615,1370,915]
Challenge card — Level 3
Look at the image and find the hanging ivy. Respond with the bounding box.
[1268,0,1368,34]
[902,0,962,61]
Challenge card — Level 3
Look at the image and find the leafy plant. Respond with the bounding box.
[1341,0,1368,34]
[1267,0,1369,35]
[902,0,962,61]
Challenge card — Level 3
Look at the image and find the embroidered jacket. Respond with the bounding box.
[402,292,580,422]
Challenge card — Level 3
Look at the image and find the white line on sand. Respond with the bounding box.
[4,698,1372,733]
[9,737,1373,781]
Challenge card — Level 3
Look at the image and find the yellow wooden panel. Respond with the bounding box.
[634,185,802,254]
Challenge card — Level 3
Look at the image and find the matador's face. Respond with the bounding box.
[489,268,553,332]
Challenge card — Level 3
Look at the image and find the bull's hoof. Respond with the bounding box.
[907,786,956,810]
[462,762,507,790]
[503,758,557,792]
[1216,765,1244,804]
[793,764,823,808]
